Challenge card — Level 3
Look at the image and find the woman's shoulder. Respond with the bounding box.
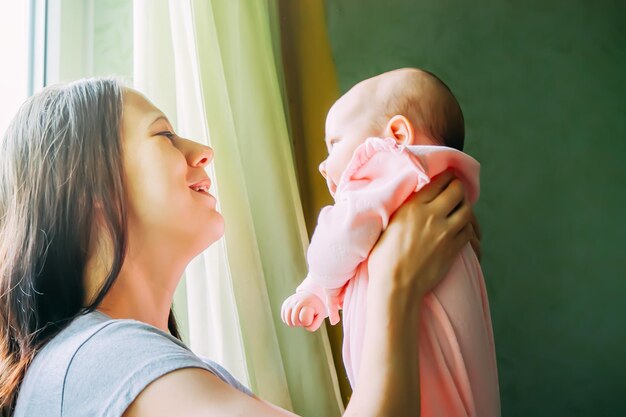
[42,310,198,378]
[63,310,191,355]
[14,311,249,417]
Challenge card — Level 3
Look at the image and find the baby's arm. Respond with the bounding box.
[307,147,432,291]
[286,140,472,330]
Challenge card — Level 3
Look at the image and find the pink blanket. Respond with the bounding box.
[298,137,500,417]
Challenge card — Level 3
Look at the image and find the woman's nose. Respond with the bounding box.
[194,145,213,168]
[181,138,213,168]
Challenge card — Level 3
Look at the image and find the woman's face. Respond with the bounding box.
[121,89,223,256]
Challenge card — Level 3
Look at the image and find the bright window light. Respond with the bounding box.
[0,1,30,137]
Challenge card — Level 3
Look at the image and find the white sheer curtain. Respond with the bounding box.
[133,1,343,415]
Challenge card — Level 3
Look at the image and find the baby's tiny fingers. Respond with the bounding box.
[304,314,324,332]
[326,304,340,325]
[284,306,294,327]
[286,298,301,326]
[299,306,315,327]
[281,296,297,323]
[291,304,305,327]
[280,301,290,324]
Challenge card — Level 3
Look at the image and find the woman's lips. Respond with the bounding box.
[188,177,212,192]
[190,187,217,208]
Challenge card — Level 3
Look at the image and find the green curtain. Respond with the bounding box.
[46,0,344,413]
[135,1,343,415]
[190,1,342,414]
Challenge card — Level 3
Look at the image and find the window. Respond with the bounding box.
[0,1,31,137]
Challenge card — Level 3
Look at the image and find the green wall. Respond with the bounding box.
[325,1,626,415]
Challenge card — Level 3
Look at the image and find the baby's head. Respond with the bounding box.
[320,68,464,192]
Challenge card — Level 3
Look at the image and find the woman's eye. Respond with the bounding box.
[157,131,175,141]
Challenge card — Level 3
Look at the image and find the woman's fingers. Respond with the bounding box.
[433,179,479,259]
[470,211,482,240]
[368,169,478,301]
[469,223,482,261]
[447,198,472,236]
[468,211,482,261]
[432,178,466,216]
[445,198,473,258]
[456,223,474,254]
[414,170,456,203]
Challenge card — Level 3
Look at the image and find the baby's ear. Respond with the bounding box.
[384,115,414,146]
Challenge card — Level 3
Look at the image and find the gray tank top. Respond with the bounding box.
[13,310,252,417]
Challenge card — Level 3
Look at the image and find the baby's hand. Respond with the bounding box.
[324,287,345,326]
[281,291,327,332]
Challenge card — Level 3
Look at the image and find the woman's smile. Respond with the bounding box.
[190,187,217,209]
[188,178,217,208]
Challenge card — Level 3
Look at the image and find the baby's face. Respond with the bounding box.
[320,92,381,194]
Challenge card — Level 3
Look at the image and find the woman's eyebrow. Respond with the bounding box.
[148,115,170,129]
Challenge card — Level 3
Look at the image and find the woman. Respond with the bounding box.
[0,78,475,416]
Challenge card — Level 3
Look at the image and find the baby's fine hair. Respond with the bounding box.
[377,69,465,151]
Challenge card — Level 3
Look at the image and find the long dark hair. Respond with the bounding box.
[0,78,180,415]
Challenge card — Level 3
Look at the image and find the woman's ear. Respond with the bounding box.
[384,115,415,146]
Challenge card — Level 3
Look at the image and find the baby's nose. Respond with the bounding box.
[318,160,328,178]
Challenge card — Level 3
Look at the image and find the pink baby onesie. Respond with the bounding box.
[297,137,500,417]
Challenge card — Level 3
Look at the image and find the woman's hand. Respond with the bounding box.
[350,171,473,416]
[469,211,482,261]
[368,170,473,304]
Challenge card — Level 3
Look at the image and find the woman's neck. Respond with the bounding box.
[85,237,188,333]
[96,264,178,332]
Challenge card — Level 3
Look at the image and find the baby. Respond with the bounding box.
[281,68,500,417]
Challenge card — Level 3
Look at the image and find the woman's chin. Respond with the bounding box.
[201,211,225,247]
[177,209,225,256]
[210,212,225,241]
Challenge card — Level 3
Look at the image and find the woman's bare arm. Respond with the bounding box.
[123,368,299,417]
[123,172,472,417]
[349,171,472,415]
